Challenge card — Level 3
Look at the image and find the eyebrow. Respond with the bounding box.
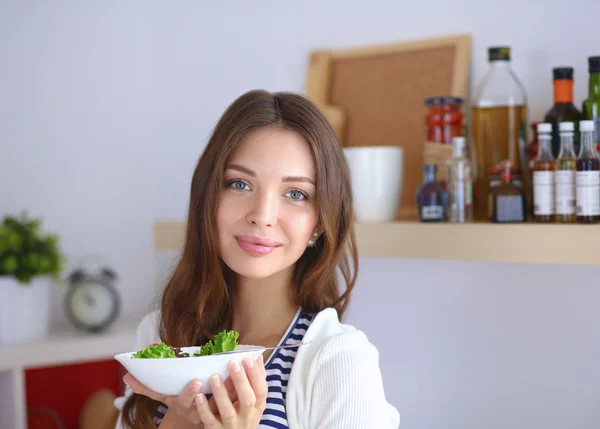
[226,164,316,186]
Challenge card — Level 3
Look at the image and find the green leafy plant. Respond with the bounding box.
[0,211,65,285]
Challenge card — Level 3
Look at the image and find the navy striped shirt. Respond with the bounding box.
[153,308,314,428]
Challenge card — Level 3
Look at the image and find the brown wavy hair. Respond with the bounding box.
[120,89,359,427]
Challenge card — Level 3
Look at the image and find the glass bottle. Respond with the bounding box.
[471,46,528,221]
[527,122,541,171]
[554,122,577,223]
[532,123,555,222]
[416,164,447,222]
[582,56,600,152]
[446,136,473,222]
[490,160,526,223]
[575,120,600,223]
[526,121,541,215]
[544,67,584,157]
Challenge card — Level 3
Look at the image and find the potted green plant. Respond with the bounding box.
[0,211,66,345]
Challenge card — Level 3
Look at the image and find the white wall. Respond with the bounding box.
[2,1,600,428]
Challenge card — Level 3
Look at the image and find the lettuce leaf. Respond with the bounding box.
[194,330,239,356]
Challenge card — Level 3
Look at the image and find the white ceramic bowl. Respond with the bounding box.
[115,345,266,395]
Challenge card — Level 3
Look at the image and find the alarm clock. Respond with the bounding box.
[64,263,121,333]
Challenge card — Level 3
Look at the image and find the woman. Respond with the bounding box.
[114,89,400,429]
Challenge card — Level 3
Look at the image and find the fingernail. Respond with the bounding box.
[230,360,241,373]
[244,356,255,368]
[193,381,202,392]
[210,374,222,388]
[196,393,205,404]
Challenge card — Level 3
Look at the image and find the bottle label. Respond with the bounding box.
[496,195,524,222]
[465,166,473,205]
[533,171,554,215]
[576,170,600,216]
[555,170,576,215]
[421,205,444,220]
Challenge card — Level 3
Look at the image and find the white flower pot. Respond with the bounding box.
[0,276,51,345]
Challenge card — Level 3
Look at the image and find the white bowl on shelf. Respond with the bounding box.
[114,345,265,395]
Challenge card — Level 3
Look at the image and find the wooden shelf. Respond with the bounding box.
[154,221,600,266]
[0,314,140,372]
[0,315,141,428]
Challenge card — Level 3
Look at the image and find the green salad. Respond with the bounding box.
[131,329,239,359]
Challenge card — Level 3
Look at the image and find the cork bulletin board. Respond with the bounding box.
[305,33,471,219]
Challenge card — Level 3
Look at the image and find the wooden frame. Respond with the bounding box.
[305,33,471,219]
[325,33,470,96]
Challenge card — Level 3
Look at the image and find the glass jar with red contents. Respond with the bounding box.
[442,97,464,143]
[425,96,464,143]
[425,97,443,142]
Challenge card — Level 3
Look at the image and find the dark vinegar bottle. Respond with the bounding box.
[576,120,600,223]
[416,164,447,222]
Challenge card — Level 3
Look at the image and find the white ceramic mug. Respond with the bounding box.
[343,146,404,222]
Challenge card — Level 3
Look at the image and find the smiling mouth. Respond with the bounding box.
[235,235,281,256]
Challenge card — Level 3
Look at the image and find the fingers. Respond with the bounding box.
[229,359,256,414]
[123,373,165,403]
[244,355,268,410]
[175,379,204,410]
[212,375,238,414]
[195,391,220,428]
[210,372,237,424]
[196,373,236,427]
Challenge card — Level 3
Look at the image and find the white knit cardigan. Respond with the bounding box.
[114,307,400,429]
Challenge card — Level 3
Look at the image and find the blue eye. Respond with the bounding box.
[286,190,308,201]
[227,180,250,191]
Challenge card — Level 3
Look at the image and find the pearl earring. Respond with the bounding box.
[307,231,319,247]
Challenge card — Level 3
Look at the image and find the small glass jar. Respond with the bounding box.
[425,96,464,144]
[441,97,464,143]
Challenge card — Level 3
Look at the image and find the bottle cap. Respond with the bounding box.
[559,121,574,132]
[439,96,464,105]
[488,46,510,62]
[537,123,552,133]
[589,56,600,73]
[553,67,574,80]
[580,120,595,132]
[424,97,443,106]
[452,136,465,157]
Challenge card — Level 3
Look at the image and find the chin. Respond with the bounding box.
[220,245,300,280]
[223,259,282,279]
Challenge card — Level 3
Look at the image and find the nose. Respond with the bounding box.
[246,190,279,227]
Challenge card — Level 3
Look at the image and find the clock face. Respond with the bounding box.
[68,280,118,330]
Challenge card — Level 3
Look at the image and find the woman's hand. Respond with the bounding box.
[123,355,261,426]
[195,354,268,429]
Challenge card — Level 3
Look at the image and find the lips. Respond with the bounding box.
[235,235,281,256]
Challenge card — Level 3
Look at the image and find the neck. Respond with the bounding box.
[230,266,299,347]
[559,133,575,158]
[580,130,598,157]
[537,136,553,159]
[589,73,600,97]
[423,172,436,183]
[491,60,510,69]
[554,79,574,103]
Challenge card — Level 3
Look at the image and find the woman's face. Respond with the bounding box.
[216,127,319,280]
